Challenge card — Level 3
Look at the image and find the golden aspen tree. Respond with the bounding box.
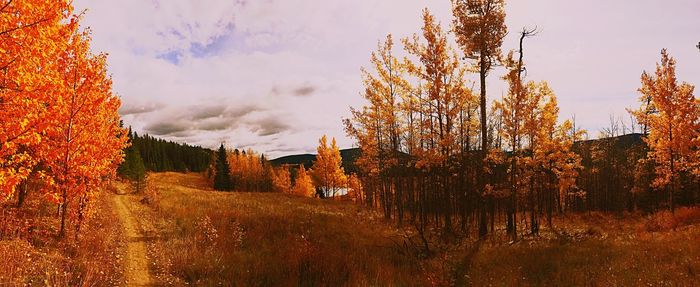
[42,28,128,238]
[631,49,699,212]
[496,51,529,240]
[311,135,347,198]
[293,165,315,197]
[272,166,292,194]
[227,149,271,192]
[403,8,472,232]
[0,0,73,199]
[346,173,363,202]
[452,0,507,238]
[346,32,410,215]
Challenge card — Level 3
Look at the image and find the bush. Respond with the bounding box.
[641,207,700,232]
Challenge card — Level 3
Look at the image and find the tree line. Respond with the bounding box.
[117,128,212,191]
[344,0,699,241]
[212,136,363,200]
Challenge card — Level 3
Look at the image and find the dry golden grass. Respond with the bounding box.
[127,172,423,286]
[0,188,124,286]
[139,173,700,286]
[8,171,690,286]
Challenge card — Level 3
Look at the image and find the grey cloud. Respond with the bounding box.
[292,85,316,97]
[224,104,262,118]
[119,102,162,115]
[181,104,264,132]
[251,116,292,136]
[198,119,234,131]
[144,121,191,136]
[190,105,227,120]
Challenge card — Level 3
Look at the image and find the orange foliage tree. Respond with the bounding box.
[272,166,292,194]
[311,135,346,198]
[452,0,507,238]
[41,27,127,237]
[346,173,363,202]
[292,165,315,197]
[0,0,74,199]
[228,149,271,192]
[630,49,699,212]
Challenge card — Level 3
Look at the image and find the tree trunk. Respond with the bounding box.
[59,188,68,238]
[478,54,489,239]
[16,180,28,208]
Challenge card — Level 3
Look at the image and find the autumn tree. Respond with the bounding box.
[347,173,363,202]
[272,166,292,194]
[40,27,127,237]
[630,49,699,212]
[293,165,316,197]
[495,27,538,240]
[403,8,474,233]
[214,144,233,191]
[0,0,73,200]
[452,0,507,238]
[311,135,347,198]
[227,148,272,192]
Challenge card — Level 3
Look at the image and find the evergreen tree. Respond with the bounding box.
[126,146,147,192]
[214,143,233,191]
[118,133,147,193]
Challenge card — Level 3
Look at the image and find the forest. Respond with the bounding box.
[2,0,700,286]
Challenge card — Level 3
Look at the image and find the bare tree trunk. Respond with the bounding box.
[59,188,68,238]
[478,54,489,239]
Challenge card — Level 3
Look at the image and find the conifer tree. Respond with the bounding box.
[120,146,146,192]
[214,144,233,191]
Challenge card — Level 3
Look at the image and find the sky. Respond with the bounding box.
[73,0,700,159]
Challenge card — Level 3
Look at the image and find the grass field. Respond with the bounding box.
[122,172,700,286]
[3,172,699,286]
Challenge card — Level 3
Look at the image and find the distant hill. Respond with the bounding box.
[271,134,645,175]
[270,148,361,174]
[575,133,644,149]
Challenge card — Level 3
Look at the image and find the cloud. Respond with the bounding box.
[144,121,191,136]
[119,102,162,115]
[250,116,292,136]
[190,105,227,120]
[292,85,316,97]
[198,120,233,131]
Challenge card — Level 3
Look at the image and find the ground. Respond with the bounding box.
[112,192,151,286]
[2,172,700,286]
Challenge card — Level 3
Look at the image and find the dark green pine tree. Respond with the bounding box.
[214,143,233,191]
[126,146,147,192]
[118,127,147,192]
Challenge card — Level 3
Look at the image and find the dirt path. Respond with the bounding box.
[113,194,151,286]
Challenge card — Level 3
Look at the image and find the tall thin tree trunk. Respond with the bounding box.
[478,54,489,239]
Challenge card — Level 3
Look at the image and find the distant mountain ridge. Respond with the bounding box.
[270,134,645,175]
[270,148,360,174]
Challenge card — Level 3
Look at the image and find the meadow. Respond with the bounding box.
[105,172,700,286]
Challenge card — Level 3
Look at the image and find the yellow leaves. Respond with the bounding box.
[293,165,316,198]
[452,0,507,66]
[632,49,699,192]
[272,166,292,194]
[311,135,347,197]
